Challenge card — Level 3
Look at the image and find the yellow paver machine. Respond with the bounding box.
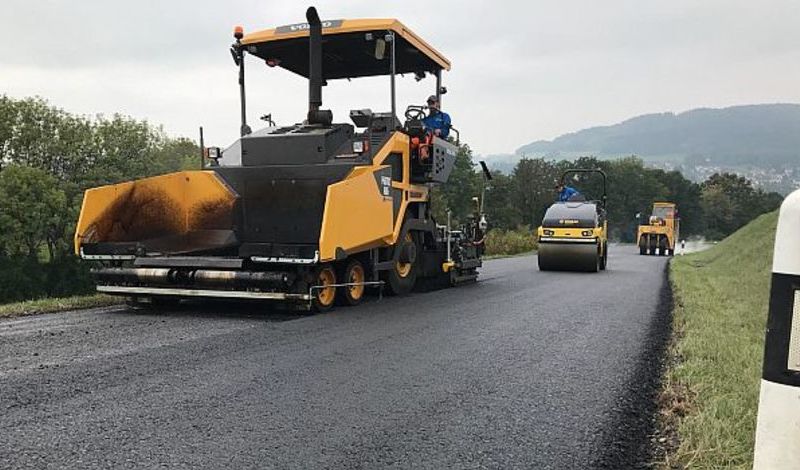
[74,7,486,311]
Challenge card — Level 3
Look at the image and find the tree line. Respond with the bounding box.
[436,146,784,243]
[0,96,199,303]
[0,95,785,303]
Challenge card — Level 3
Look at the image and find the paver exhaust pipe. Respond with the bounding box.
[306,7,331,125]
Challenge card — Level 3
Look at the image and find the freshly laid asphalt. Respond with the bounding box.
[0,247,670,469]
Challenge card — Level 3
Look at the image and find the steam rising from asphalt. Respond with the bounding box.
[679,239,713,255]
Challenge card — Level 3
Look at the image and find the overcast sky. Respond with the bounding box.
[2,0,799,156]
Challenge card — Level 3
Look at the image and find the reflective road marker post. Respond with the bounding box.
[754,189,800,469]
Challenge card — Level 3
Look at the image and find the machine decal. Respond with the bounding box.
[276,20,343,34]
[381,175,392,197]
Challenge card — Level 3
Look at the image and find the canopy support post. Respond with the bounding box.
[199,126,205,169]
[236,46,251,137]
[436,69,442,107]
[388,31,396,122]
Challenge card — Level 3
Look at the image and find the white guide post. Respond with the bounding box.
[753,189,800,469]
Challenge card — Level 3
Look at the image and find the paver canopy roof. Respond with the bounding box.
[241,18,451,79]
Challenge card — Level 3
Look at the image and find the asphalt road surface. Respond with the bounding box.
[0,247,671,469]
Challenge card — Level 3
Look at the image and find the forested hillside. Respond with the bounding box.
[514,104,800,166]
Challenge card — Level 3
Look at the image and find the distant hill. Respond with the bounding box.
[507,104,800,168]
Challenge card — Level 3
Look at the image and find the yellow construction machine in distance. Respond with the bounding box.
[537,169,608,272]
[637,202,679,256]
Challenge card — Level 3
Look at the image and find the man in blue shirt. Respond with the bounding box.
[422,95,451,139]
[556,183,580,202]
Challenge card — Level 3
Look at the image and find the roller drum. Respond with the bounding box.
[537,242,599,272]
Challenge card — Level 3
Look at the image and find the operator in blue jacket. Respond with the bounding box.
[422,95,451,139]
[556,183,581,202]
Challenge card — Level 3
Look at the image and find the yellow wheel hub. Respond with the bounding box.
[395,233,414,278]
[348,264,365,300]
[395,261,412,278]
[316,267,336,306]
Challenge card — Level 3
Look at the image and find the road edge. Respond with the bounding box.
[0,294,120,319]
[591,260,674,468]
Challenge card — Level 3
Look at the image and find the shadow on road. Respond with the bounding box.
[124,299,306,322]
[120,292,395,322]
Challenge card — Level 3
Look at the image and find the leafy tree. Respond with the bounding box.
[602,157,666,241]
[700,184,737,240]
[483,172,521,230]
[701,172,782,239]
[155,137,204,172]
[659,169,703,236]
[0,96,16,170]
[4,97,64,171]
[511,157,562,227]
[0,96,199,190]
[0,165,68,259]
[0,96,200,302]
[83,114,165,186]
[431,143,481,225]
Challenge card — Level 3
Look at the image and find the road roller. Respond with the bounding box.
[73,7,486,311]
[637,202,679,256]
[536,169,608,272]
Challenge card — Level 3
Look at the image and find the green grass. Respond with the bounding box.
[483,250,536,260]
[663,210,778,468]
[0,293,119,319]
[485,227,538,257]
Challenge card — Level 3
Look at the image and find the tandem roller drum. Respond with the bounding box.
[537,242,599,272]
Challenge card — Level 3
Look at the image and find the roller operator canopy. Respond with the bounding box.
[240,19,451,80]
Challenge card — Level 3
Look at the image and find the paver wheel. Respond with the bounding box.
[385,232,418,295]
[312,264,337,312]
[338,258,366,306]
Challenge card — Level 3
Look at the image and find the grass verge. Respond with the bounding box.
[485,227,538,257]
[0,293,119,319]
[656,210,778,468]
[483,250,536,260]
